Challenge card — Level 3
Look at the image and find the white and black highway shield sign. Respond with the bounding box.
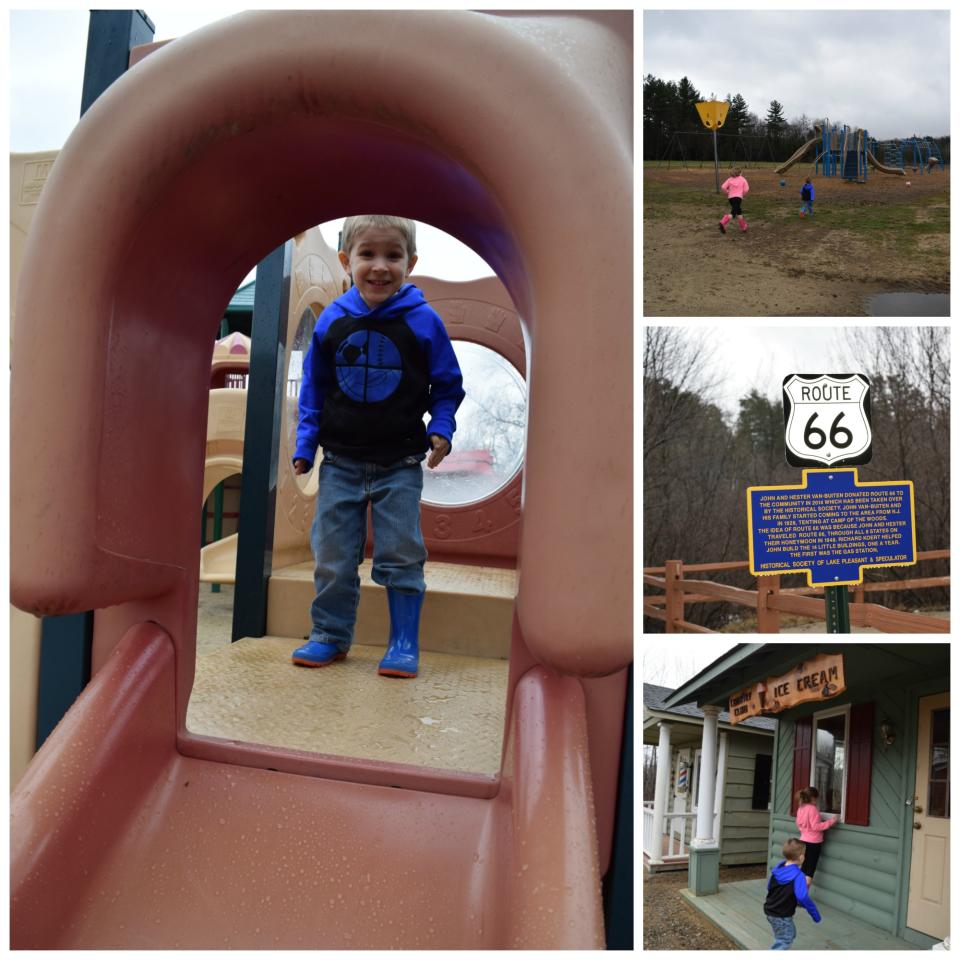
[782,373,872,468]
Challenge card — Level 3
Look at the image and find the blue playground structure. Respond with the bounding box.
[869,134,943,175]
[776,119,943,181]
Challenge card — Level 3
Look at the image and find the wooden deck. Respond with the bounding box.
[680,879,923,951]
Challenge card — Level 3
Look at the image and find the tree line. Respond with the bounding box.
[643,326,950,630]
[643,74,950,165]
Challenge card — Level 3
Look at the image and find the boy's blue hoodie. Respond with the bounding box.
[764,860,822,922]
[294,283,465,467]
[801,181,815,201]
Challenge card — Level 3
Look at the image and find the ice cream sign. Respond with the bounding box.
[729,653,846,724]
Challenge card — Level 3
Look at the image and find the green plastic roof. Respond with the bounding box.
[225,279,256,314]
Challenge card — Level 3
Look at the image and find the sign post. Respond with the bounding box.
[780,373,873,633]
[695,100,730,194]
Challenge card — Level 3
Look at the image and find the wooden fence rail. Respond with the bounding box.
[643,551,949,634]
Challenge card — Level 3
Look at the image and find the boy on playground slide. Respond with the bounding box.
[719,168,749,233]
[764,838,822,949]
[291,215,465,679]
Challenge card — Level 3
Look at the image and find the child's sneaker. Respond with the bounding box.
[718,221,726,234]
[291,639,347,667]
[740,222,748,232]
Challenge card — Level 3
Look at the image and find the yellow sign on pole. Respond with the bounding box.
[695,100,729,130]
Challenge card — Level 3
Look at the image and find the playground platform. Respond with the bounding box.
[681,879,923,950]
[189,588,510,775]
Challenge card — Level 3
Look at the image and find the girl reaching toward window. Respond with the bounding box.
[795,786,838,888]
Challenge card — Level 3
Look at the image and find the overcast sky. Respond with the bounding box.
[9,8,494,284]
[643,9,950,141]
[643,640,739,689]
[645,321,948,419]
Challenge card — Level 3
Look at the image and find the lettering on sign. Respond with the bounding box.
[782,373,872,468]
[747,468,916,586]
[729,653,846,724]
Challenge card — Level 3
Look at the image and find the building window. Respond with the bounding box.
[811,706,849,819]
[752,753,773,810]
[928,707,950,818]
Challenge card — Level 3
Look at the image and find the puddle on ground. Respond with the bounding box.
[865,292,949,316]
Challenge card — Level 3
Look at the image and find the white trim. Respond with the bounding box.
[810,703,851,822]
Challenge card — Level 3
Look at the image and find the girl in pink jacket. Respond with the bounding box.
[795,786,838,886]
[719,168,749,234]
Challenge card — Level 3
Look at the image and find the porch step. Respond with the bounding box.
[266,559,517,660]
[187,636,509,776]
[681,879,924,950]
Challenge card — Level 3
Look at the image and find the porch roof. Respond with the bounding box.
[662,643,949,710]
[643,683,775,737]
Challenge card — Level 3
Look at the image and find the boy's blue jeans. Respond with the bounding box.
[767,914,796,949]
[309,451,426,651]
[800,200,814,215]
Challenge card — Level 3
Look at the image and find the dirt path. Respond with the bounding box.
[644,167,949,316]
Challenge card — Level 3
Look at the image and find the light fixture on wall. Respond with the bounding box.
[879,718,897,750]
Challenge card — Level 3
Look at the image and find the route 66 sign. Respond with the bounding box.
[782,374,872,467]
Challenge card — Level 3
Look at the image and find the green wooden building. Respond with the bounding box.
[643,684,775,870]
[661,644,949,950]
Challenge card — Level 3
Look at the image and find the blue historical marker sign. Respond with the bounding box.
[747,468,916,587]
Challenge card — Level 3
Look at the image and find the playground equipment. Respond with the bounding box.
[775,121,906,180]
[870,135,943,175]
[10,10,631,949]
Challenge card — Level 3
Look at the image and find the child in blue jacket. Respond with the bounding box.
[291,215,465,679]
[800,177,815,217]
[764,838,822,949]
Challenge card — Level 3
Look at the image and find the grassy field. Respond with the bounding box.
[643,165,949,316]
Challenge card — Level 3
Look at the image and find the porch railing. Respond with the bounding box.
[642,803,697,861]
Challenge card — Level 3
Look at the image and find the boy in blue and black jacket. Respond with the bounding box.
[800,177,815,217]
[764,838,822,949]
[291,215,465,679]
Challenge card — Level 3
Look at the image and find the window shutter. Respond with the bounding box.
[846,701,874,826]
[752,753,773,810]
[791,717,812,815]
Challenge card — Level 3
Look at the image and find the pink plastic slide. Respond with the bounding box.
[10,11,631,948]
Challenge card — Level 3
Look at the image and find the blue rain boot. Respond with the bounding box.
[291,638,347,668]
[378,589,423,678]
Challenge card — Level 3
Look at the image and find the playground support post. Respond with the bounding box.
[824,585,851,633]
[712,128,719,193]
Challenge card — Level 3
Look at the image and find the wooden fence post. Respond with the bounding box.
[756,575,781,633]
[853,583,865,606]
[664,560,683,632]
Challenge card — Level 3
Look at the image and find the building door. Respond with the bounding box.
[906,692,949,941]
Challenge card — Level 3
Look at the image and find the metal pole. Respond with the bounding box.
[825,585,851,633]
[713,128,720,193]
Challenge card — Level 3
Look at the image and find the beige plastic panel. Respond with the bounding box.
[9,608,42,790]
[203,387,247,503]
[10,152,59,785]
[10,151,59,350]
[273,227,348,571]
[199,532,239,583]
[267,559,516,659]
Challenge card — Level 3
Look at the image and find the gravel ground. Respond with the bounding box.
[644,166,949,316]
[643,863,767,950]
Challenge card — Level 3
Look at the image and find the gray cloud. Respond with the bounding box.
[643,10,949,140]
